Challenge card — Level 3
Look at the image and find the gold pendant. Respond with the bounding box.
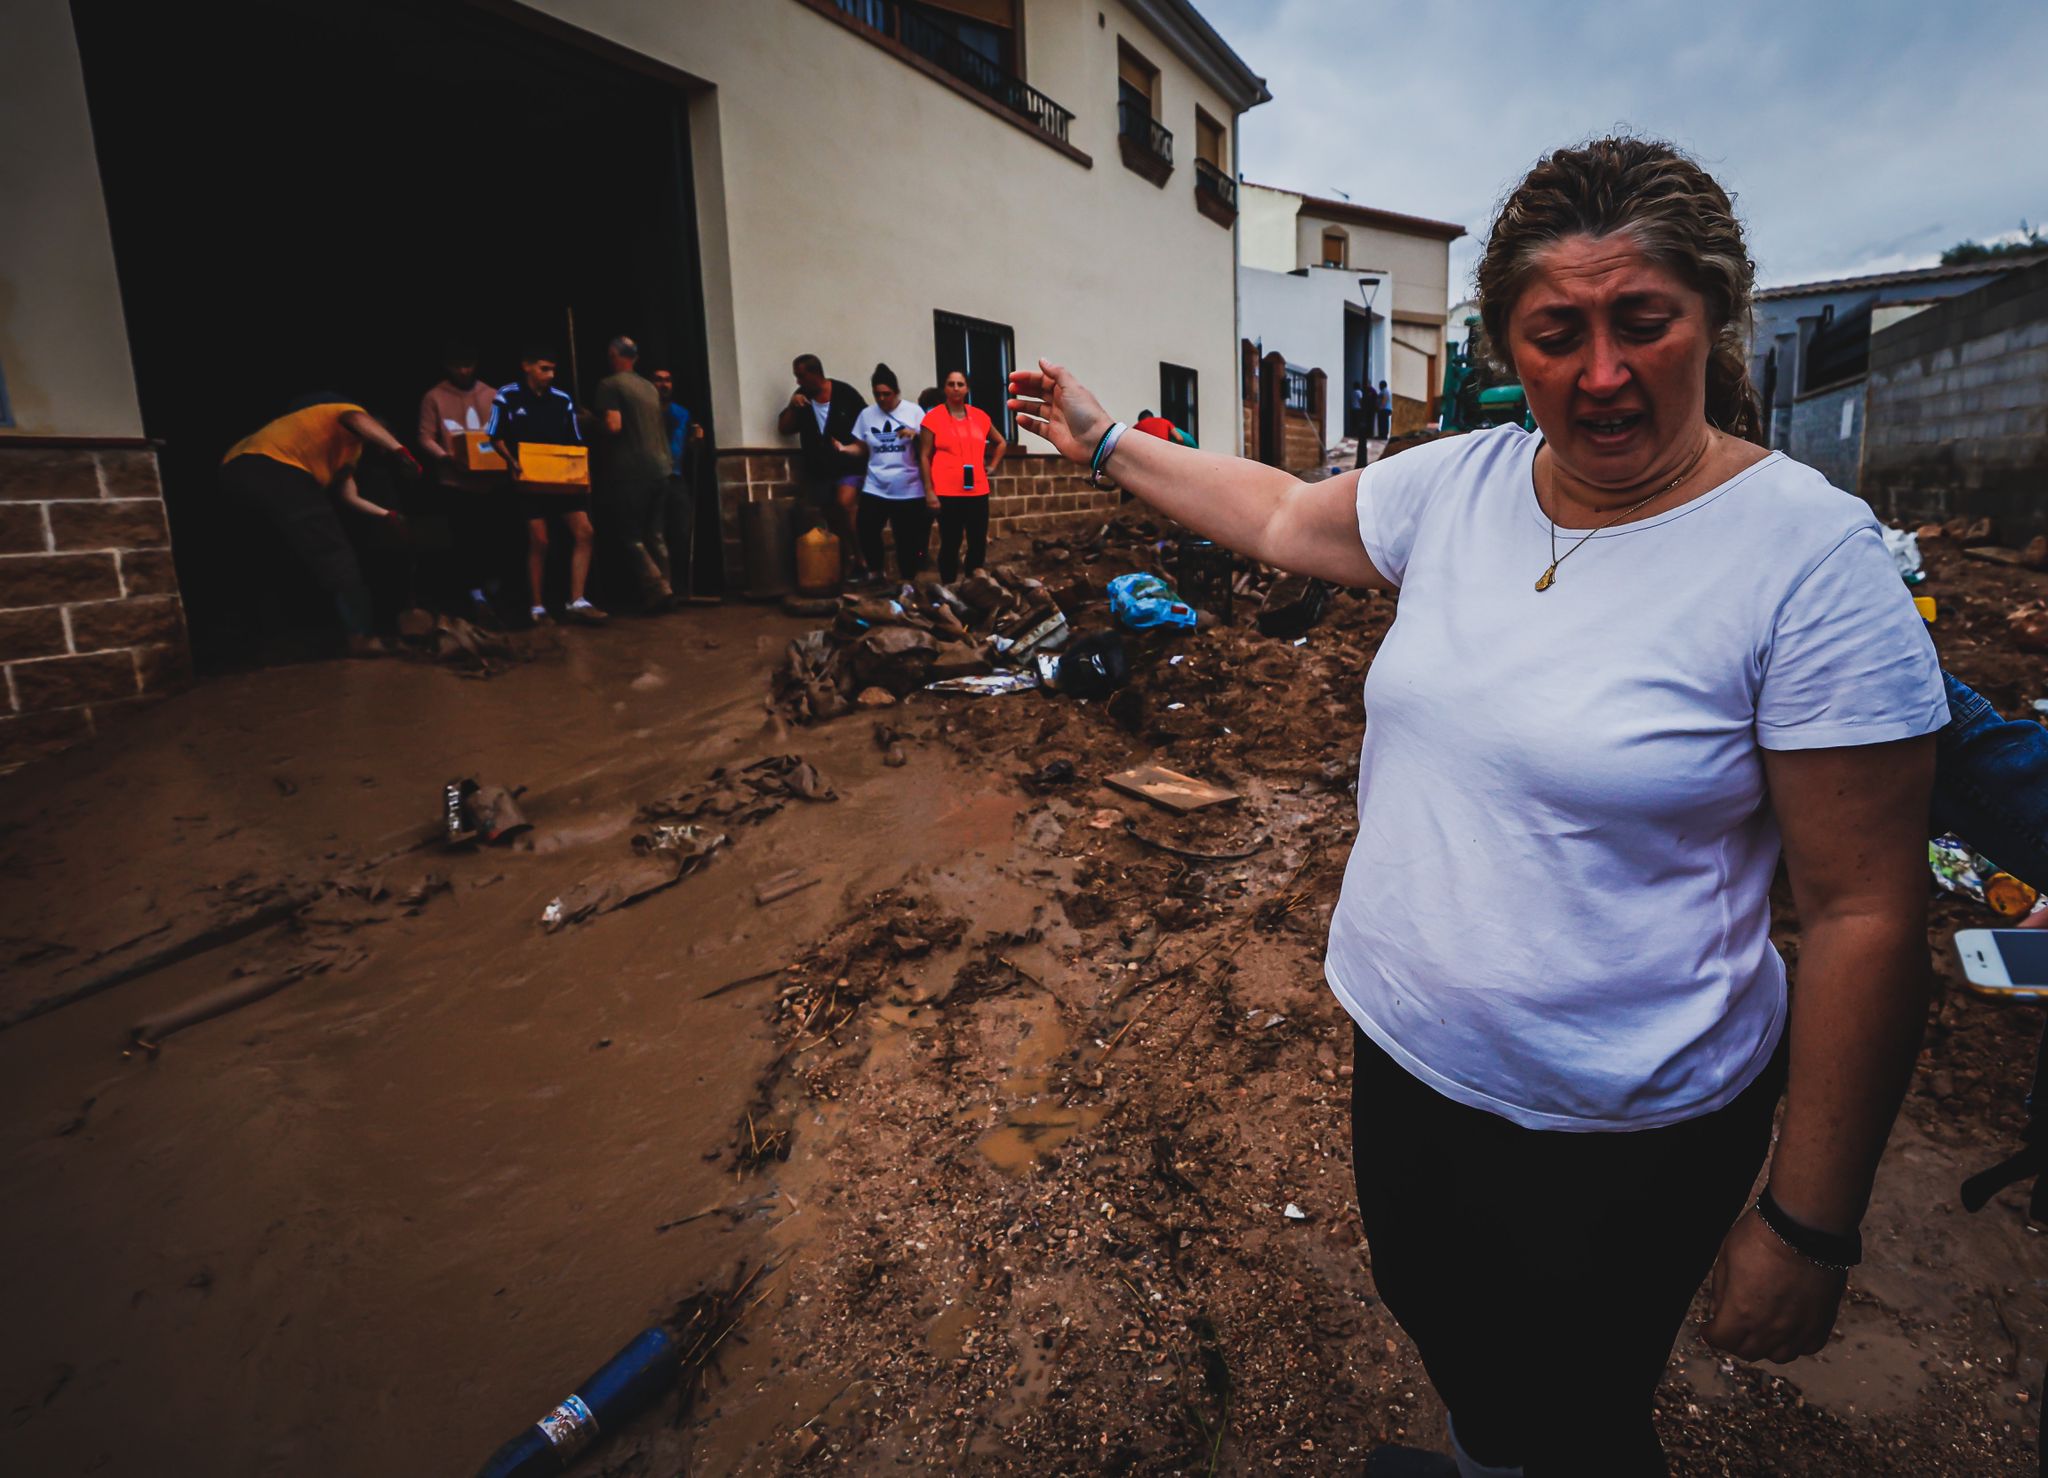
[1535,565,1556,592]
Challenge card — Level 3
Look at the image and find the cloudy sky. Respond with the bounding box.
[1200,0,2048,302]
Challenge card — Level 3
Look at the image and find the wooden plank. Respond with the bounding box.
[756,870,821,906]
[1103,764,1239,814]
[1963,545,2033,568]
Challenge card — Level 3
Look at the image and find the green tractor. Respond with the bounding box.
[1438,314,1533,434]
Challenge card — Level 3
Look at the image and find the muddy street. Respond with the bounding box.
[2,522,2045,1476]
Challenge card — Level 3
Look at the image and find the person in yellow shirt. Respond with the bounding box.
[220,395,420,655]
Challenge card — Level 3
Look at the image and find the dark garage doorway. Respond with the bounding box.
[71,0,719,667]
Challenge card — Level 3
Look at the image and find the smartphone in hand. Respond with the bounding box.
[1956,928,2048,1001]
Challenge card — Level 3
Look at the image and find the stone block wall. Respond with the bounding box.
[0,444,190,770]
[709,449,1120,588]
[1787,378,1867,496]
[1863,259,2048,539]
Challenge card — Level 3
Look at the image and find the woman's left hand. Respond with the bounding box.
[1700,1210,1845,1362]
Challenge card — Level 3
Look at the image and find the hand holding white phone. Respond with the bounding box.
[1955,928,2048,1000]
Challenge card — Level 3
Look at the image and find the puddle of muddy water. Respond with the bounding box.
[975,992,1104,1174]
[1781,1302,1932,1420]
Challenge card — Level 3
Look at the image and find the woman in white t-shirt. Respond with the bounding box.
[847,363,933,581]
[1008,137,1944,1475]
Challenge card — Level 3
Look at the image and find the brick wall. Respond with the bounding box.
[708,449,1119,588]
[1391,394,1432,438]
[1279,408,1324,472]
[1863,259,2048,538]
[0,444,190,770]
[986,455,1119,538]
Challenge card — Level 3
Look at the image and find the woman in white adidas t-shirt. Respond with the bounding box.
[847,363,932,580]
[1008,138,1943,1475]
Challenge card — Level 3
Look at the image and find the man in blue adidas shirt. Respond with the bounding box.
[487,348,606,625]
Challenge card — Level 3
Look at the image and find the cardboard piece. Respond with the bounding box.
[1103,764,1239,814]
[453,430,507,472]
[517,442,589,488]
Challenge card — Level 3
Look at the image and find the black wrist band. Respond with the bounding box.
[1755,1185,1861,1271]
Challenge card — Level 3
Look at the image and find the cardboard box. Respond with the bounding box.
[452,430,507,472]
[516,442,589,488]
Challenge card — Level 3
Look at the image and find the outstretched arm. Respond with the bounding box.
[334,473,393,521]
[1009,360,1388,588]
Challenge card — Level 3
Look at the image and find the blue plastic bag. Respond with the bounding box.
[1107,572,1197,632]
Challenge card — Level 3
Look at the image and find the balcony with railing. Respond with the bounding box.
[1116,96,1174,186]
[828,0,1075,149]
[1193,157,1236,226]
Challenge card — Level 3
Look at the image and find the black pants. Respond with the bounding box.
[935,496,989,583]
[856,494,932,580]
[448,484,522,600]
[661,476,695,596]
[596,472,669,605]
[220,453,373,636]
[1350,1026,1782,1475]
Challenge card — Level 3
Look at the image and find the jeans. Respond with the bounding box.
[1934,671,2048,887]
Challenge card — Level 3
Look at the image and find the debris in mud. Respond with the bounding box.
[771,574,1074,723]
[756,868,822,907]
[393,610,548,677]
[1105,763,1239,814]
[442,778,531,848]
[1256,574,1331,638]
[1108,571,1200,632]
[475,1263,772,1478]
[1021,758,1078,794]
[639,754,837,828]
[1050,630,1130,698]
[1124,817,1270,863]
[2009,600,2048,653]
[926,669,1041,696]
[124,959,329,1058]
[541,824,727,933]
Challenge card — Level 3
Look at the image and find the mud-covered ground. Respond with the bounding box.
[1,520,2043,1475]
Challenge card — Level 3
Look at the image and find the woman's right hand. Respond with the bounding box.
[1008,360,1108,465]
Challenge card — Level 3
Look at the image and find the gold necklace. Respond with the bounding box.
[1534,434,1712,592]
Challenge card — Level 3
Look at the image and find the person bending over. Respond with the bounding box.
[220,394,418,656]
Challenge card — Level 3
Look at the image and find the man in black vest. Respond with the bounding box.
[776,353,867,577]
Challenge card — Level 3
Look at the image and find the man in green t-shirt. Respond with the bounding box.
[592,336,675,608]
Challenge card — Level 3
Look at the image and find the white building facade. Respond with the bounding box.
[1237,183,1463,441]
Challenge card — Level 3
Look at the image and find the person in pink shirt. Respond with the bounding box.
[417,348,512,619]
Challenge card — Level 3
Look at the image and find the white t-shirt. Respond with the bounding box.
[1330,425,1946,1131]
[852,403,926,500]
[811,396,832,435]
